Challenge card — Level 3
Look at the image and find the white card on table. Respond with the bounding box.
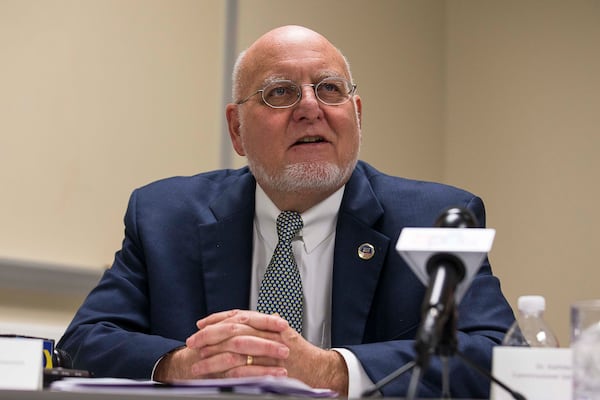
[491,347,572,400]
[0,337,43,390]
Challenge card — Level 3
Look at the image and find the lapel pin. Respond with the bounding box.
[358,243,375,260]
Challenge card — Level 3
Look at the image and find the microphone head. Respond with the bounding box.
[434,207,478,228]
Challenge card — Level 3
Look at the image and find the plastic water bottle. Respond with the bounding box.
[502,295,559,347]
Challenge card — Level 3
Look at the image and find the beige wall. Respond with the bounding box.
[1,0,598,347]
[445,0,600,346]
[0,0,224,269]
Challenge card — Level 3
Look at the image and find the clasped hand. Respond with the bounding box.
[153,309,347,394]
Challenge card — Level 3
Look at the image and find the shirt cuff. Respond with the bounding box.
[150,355,164,381]
[151,345,186,381]
[332,347,376,398]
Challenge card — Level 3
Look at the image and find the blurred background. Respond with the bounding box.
[0,0,598,347]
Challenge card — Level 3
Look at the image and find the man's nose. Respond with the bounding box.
[293,85,322,121]
[291,87,320,122]
[300,84,320,102]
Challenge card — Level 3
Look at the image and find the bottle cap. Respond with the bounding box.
[518,295,546,314]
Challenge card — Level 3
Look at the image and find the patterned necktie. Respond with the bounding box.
[257,211,304,333]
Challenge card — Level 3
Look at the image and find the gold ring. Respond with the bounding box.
[246,355,253,366]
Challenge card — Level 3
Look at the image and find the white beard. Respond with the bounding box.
[248,159,356,193]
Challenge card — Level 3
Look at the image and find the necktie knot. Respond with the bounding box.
[276,211,303,244]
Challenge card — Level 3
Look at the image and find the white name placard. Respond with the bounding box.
[491,347,572,400]
[0,337,43,390]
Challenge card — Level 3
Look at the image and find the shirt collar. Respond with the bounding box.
[255,184,344,253]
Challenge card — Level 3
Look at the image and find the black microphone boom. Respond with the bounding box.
[414,254,465,367]
[413,207,476,369]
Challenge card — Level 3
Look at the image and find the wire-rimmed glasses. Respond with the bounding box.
[236,77,357,109]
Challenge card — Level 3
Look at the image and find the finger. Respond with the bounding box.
[190,351,248,376]
[196,335,290,360]
[187,320,252,348]
[187,317,289,349]
[224,365,288,379]
[191,352,287,378]
[199,310,289,332]
[248,355,287,368]
[196,309,241,329]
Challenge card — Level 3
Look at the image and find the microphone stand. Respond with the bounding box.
[362,308,527,400]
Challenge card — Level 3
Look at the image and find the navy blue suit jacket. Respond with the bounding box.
[58,161,514,398]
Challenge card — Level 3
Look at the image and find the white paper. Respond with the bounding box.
[51,376,337,397]
[0,337,43,390]
[491,347,572,400]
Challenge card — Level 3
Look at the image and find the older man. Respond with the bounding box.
[58,25,514,398]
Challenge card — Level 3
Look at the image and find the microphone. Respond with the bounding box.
[396,206,495,302]
[412,207,476,367]
[364,210,524,399]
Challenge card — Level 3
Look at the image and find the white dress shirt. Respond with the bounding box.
[250,184,373,397]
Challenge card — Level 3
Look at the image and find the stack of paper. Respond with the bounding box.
[51,376,337,397]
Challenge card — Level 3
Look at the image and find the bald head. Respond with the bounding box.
[232,25,352,101]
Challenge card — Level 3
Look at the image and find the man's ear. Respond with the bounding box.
[225,104,246,156]
[354,95,362,128]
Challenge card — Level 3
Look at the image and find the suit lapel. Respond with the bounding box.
[331,168,391,345]
[198,173,256,315]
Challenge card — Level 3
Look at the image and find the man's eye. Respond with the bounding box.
[320,83,342,92]
[272,86,289,96]
[266,85,295,98]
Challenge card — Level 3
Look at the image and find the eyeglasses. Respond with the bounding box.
[236,77,357,109]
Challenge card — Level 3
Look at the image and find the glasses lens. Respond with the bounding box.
[262,81,300,108]
[316,78,353,105]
